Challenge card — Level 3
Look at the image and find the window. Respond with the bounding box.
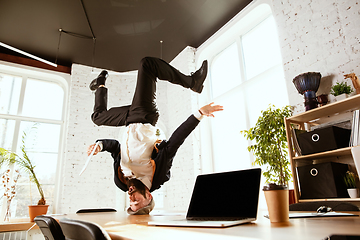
[211,43,242,98]
[241,16,283,80]
[0,65,67,218]
[197,2,289,173]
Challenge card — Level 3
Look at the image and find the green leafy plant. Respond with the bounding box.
[240,105,293,186]
[0,148,16,166]
[344,171,358,189]
[330,81,354,96]
[0,131,46,205]
[16,131,46,205]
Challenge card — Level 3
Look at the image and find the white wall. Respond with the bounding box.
[272,0,360,114]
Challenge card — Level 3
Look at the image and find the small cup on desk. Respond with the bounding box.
[263,183,289,223]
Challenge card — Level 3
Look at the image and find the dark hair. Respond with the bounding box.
[127,178,147,198]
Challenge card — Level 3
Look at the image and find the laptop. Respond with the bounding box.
[148,168,261,228]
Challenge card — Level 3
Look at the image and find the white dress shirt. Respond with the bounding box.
[120,123,157,190]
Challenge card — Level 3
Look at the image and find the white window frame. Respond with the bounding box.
[195,0,288,174]
[0,60,70,215]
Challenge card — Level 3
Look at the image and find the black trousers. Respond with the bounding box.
[91,57,193,126]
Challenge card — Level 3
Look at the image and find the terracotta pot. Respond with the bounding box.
[28,205,49,222]
[263,184,289,223]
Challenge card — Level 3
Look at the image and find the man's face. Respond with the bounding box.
[128,186,152,212]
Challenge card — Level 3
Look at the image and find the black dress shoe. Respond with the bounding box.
[191,60,208,93]
[89,70,109,91]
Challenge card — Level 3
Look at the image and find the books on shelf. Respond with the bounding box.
[350,110,360,147]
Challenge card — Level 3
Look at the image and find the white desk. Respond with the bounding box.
[54,211,360,240]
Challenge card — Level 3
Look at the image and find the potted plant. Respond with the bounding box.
[330,81,354,101]
[240,105,293,186]
[344,171,359,198]
[241,104,292,222]
[0,132,48,221]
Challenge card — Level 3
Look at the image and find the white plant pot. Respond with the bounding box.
[347,188,359,198]
[334,93,348,102]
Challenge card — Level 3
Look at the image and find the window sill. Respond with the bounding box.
[0,218,37,232]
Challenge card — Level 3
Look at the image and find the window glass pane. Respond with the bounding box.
[245,66,289,127]
[242,16,282,80]
[211,43,241,98]
[11,121,60,217]
[0,73,22,115]
[18,121,60,153]
[17,121,60,178]
[211,95,252,172]
[22,79,64,120]
[12,168,55,217]
[0,119,16,150]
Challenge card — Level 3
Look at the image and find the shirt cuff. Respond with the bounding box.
[96,141,103,151]
[193,110,205,121]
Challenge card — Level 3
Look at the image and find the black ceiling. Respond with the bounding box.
[0,0,252,72]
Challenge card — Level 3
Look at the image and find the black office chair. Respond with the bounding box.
[76,208,117,214]
[34,215,65,240]
[59,218,111,240]
[289,201,360,211]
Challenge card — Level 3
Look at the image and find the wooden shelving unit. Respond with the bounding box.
[285,94,360,203]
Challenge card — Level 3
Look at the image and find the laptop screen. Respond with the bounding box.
[186,168,261,219]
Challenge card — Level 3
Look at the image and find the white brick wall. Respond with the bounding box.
[272,0,360,113]
[58,64,135,213]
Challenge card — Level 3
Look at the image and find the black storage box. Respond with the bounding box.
[297,162,349,199]
[297,126,351,155]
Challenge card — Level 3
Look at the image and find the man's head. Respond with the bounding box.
[126,178,154,215]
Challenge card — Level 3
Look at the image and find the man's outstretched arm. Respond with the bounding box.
[164,102,223,156]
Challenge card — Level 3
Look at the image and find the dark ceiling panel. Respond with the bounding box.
[0,0,252,72]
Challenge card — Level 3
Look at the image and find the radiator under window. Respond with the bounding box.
[0,231,27,240]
